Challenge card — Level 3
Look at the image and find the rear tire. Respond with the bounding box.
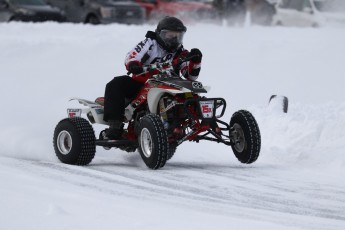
[53,117,96,165]
[138,114,168,169]
[229,110,261,164]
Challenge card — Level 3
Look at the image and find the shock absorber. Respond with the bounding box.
[159,97,170,130]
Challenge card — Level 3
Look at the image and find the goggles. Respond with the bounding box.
[159,30,185,45]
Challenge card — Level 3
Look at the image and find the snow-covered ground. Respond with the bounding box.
[0,22,345,230]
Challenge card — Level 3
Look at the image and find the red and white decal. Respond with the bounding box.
[199,101,214,118]
[67,109,82,118]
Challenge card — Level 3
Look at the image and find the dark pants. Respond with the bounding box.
[103,75,144,122]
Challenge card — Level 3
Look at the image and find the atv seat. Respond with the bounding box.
[95,97,105,106]
[95,97,133,107]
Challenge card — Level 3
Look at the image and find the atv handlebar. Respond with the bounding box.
[133,54,200,78]
[141,61,173,73]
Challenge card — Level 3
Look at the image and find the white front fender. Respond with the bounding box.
[147,88,186,113]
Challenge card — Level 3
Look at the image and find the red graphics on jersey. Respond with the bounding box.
[129,51,137,59]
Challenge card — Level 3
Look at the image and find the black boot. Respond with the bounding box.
[106,120,124,140]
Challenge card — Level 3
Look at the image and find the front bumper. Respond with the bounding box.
[184,98,227,122]
[13,13,65,22]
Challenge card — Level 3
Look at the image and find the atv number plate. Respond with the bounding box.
[199,101,214,118]
[67,109,82,118]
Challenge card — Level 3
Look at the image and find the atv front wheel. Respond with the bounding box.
[156,95,176,161]
[167,143,177,161]
[229,110,261,164]
[138,114,168,169]
[53,117,96,165]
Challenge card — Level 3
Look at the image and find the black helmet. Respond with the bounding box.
[156,16,187,33]
[156,17,187,52]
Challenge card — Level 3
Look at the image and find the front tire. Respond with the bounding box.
[229,110,261,164]
[156,95,177,161]
[167,144,177,161]
[53,117,96,165]
[86,15,100,25]
[138,114,168,169]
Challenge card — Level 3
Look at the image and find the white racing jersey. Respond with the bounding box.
[125,32,201,83]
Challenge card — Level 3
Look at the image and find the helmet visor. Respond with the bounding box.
[159,30,185,50]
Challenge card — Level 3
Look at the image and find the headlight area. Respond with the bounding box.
[16,8,35,16]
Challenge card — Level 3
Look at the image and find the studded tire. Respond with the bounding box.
[138,114,168,169]
[156,95,176,161]
[167,144,177,161]
[53,117,96,165]
[229,110,261,164]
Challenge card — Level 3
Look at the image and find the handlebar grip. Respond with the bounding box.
[175,54,199,69]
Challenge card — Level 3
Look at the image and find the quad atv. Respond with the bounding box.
[53,56,261,169]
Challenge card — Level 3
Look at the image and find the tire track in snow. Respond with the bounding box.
[4,157,345,230]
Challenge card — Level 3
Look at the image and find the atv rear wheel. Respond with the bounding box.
[229,110,261,164]
[53,117,96,165]
[138,114,168,169]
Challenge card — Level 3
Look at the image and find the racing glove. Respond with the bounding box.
[127,61,144,75]
[188,48,202,63]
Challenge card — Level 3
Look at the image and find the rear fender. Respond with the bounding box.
[68,97,107,125]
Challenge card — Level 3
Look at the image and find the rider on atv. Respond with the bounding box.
[53,16,261,168]
[103,16,203,140]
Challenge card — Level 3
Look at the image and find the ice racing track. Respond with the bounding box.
[2,154,344,230]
